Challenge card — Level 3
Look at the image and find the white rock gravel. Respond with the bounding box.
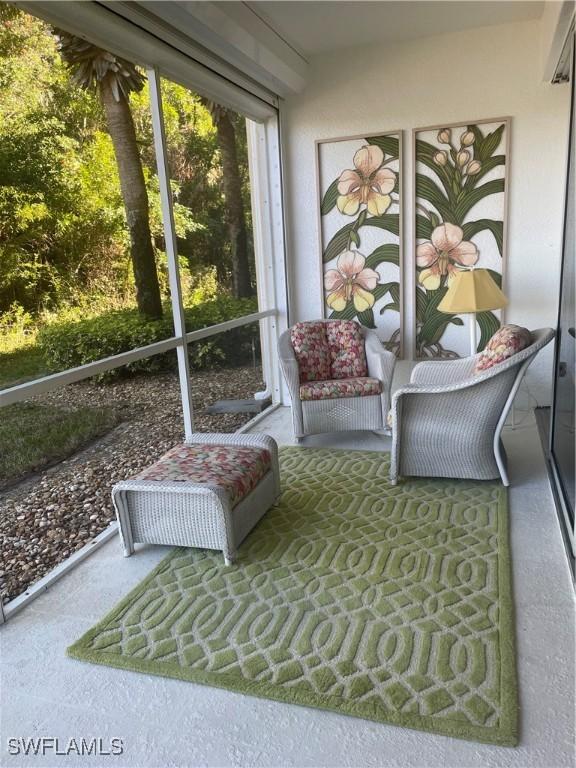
[0,365,264,604]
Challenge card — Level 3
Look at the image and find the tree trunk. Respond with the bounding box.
[208,104,253,299]
[100,79,163,318]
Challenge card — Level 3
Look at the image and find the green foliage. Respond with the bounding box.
[0,346,47,389]
[0,5,254,328]
[0,401,118,485]
[0,302,35,349]
[0,10,126,314]
[37,297,259,377]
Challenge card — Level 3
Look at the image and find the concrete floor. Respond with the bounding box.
[1,407,574,768]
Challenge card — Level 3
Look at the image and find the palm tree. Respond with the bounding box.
[201,98,253,299]
[56,32,163,319]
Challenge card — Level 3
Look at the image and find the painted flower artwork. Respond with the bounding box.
[414,120,509,358]
[325,251,380,312]
[417,223,479,289]
[336,145,396,216]
[318,133,402,355]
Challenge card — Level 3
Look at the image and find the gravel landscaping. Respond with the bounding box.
[0,365,265,605]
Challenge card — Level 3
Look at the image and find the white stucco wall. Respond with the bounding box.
[281,18,571,403]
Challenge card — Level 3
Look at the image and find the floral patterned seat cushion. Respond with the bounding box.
[290,321,332,382]
[299,377,382,401]
[135,444,271,508]
[474,324,532,373]
[325,320,368,379]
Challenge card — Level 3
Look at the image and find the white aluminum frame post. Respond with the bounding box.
[148,66,195,438]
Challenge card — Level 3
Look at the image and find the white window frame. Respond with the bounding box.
[0,22,288,622]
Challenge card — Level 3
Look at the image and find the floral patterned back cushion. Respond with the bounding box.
[325,320,368,380]
[474,324,532,373]
[290,321,332,383]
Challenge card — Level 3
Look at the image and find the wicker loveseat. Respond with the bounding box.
[389,327,554,486]
[279,319,396,440]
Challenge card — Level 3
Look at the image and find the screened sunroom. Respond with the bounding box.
[1,2,574,767]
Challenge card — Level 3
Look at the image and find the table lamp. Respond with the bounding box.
[437,268,508,355]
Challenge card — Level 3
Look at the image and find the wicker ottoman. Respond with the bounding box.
[111,433,280,565]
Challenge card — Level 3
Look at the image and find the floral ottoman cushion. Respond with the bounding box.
[299,377,382,401]
[475,324,532,373]
[135,443,271,508]
[325,320,368,379]
[290,321,332,382]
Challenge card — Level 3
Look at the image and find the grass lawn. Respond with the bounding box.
[0,401,119,487]
[0,346,49,389]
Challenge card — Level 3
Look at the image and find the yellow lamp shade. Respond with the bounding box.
[437,269,508,314]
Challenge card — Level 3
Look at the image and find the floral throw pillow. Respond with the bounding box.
[290,321,331,382]
[475,324,532,373]
[325,320,368,380]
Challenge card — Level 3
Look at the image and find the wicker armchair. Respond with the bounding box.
[279,320,396,440]
[389,328,554,486]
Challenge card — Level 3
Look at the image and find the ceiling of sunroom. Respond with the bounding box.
[245,0,546,57]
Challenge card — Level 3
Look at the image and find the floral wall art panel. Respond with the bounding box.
[414,118,510,359]
[317,132,402,356]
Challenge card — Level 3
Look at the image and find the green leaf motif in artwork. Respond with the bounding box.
[364,214,400,236]
[416,215,433,240]
[462,219,504,256]
[379,281,401,316]
[349,229,360,247]
[476,310,501,352]
[365,134,399,158]
[415,286,428,323]
[486,269,502,288]
[464,155,505,190]
[323,223,354,264]
[323,216,399,263]
[388,283,400,304]
[321,178,340,215]
[414,138,456,204]
[415,174,453,222]
[364,244,399,270]
[356,308,376,328]
[471,123,506,162]
[418,286,463,345]
[453,178,505,222]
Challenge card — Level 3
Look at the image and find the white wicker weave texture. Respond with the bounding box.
[111,433,280,566]
[390,328,554,486]
[279,321,396,440]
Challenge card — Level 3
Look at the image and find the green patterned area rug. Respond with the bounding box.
[68,447,518,746]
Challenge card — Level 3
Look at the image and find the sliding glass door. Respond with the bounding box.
[550,34,575,553]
